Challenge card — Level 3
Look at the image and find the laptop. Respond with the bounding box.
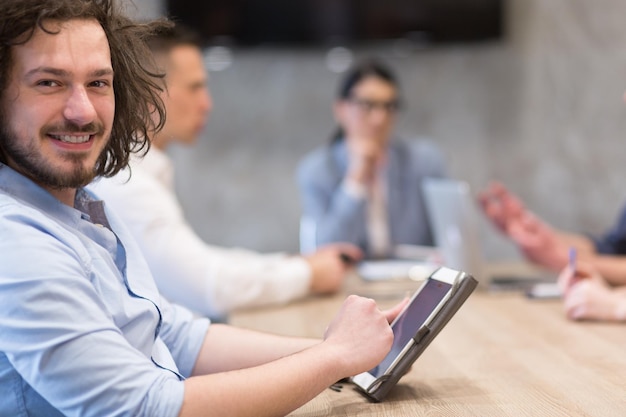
[422,178,486,282]
[421,178,552,291]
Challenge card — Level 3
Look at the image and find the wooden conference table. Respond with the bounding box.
[230,265,626,416]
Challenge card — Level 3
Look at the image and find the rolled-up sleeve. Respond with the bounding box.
[0,203,191,417]
[158,298,210,378]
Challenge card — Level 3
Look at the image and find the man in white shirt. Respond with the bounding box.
[90,25,362,318]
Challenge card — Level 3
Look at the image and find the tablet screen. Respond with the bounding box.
[369,278,453,378]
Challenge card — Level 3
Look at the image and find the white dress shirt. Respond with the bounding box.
[366,171,391,258]
[341,172,391,259]
[89,147,311,318]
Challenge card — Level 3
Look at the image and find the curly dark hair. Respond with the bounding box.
[0,0,172,177]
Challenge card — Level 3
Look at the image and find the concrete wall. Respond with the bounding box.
[129,0,626,259]
[124,0,163,19]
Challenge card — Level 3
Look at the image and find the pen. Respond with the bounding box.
[569,247,577,271]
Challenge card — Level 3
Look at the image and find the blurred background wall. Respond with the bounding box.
[126,0,626,260]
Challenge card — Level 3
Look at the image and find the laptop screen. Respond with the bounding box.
[421,178,484,279]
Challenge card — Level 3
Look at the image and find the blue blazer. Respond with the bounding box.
[296,138,448,257]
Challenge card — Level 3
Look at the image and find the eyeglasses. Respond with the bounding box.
[347,96,401,114]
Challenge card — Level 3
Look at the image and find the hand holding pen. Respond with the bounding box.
[557,247,598,293]
[569,247,577,274]
[557,247,577,292]
[556,249,622,321]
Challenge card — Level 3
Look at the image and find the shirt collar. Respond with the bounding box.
[0,163,100,227]
[130,146,175,190]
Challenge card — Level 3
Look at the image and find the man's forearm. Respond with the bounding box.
[191,324,320,375]
[181,339,345,417]
[557,231,596,255]
[182,295,395,416]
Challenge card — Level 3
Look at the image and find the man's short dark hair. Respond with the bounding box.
[146,24,204,58]
[0,0,173,178]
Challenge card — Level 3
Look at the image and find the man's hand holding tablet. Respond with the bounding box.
[351,266,477,401]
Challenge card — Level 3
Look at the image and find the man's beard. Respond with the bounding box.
[0,121,104,190]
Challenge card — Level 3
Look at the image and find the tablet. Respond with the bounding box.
[351,266,477,402]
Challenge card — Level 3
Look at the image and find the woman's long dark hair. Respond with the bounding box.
[330,58,400,144]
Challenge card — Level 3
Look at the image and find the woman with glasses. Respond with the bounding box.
[296,58,448,258]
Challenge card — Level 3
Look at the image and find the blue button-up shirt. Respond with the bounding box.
[0,164,210,417]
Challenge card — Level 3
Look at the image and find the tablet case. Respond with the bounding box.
[356,271,478,402]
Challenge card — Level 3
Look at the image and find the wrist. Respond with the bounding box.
[614,298,626,321]
[346,159,376,186]
[313,340,353,381]
[341,178,368,199]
